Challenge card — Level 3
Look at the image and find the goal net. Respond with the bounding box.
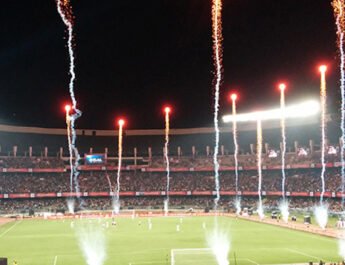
[171,248,217,265]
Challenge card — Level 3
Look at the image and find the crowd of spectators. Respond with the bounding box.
[0,168,341,194]
[0,155,343,214]
[0,157,64,168]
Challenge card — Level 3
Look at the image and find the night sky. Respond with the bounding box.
[0,0,339,130]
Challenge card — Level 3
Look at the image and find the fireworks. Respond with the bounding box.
[65,105,73,193]
[332,0,345,208]
[257,118,264,219]
[57,0,82,200]
[164,106,171,216]
[319,65,327,203]
[230,93,240,212]
[114,118,125,214]
[211,0,223,209]
[279,83,287,199]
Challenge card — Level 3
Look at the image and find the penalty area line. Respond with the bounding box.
[0,220,22,238]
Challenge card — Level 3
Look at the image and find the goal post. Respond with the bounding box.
[171,248,216,265]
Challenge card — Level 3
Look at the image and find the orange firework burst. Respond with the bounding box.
[57,0,74,25]
[212,0,223,72]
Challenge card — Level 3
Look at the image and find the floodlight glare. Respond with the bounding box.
[222,99,320,123]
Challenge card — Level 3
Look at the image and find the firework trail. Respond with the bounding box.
[211,0,223,209]
[279,84,287,199]
[332,0,345,208]
[164,107,171,216]
[57,0,82,196]
[231,94,241,214]
[114,119,124,214]
[257,119,264,219]
[105,173,113,193]
[279,84,289,222]
[65,105,73,193]
[319,65,327,203]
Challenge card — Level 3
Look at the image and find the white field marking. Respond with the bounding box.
[285,248,324,261]
[246,258,260,265]
[0,220,22,238]
[53,256,58,265]
[129,261,162,265]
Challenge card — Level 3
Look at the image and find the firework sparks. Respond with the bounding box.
[279,84,287,199]
[212,0,223,209]
[164,106,171,216]
[114,119,125,214]
[65,105,73,193]
[319,65,327,203]
[332,0,345,208]
[57,0,82,198]
[230,93,241,213]
[257,119,264,219]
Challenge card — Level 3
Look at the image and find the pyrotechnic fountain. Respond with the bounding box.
[314,65,329,230]
[77,223,107,265]
[57,2,107,264]
[207,227,230,265]
[113,119,125,214]
[333,0,345,209]
[163,106,171,216]
[56,0,82,206]
[209,0,231,264]
[256,119,264,219]
[230,93,241,215]
[278,83,289,223]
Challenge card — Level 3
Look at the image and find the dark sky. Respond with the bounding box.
[0,0,339,129]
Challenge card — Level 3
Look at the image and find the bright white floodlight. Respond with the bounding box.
[222,100,320,123]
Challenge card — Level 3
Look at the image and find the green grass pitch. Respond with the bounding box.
[0,216,341,265]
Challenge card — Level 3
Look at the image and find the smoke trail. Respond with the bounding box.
[332,0,345,208]
[56,0,82,198]
[211,0,223,209]
[231,95,241,214]
[319,66,327,203]
[164,108,170,216]
[114,120,124,214]
[257,119,264,219]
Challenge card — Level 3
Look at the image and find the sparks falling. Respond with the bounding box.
[57,0,82,197]
[211,0,223,209]
[231,94,240,213]
[332,0,345,208]
[319,65,327,203]
[164,107,171,216]
[114,119,124,214]
[257,119,264,219]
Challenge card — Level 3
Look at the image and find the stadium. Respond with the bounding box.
[2,1,345,265]
[0,114,343,264]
